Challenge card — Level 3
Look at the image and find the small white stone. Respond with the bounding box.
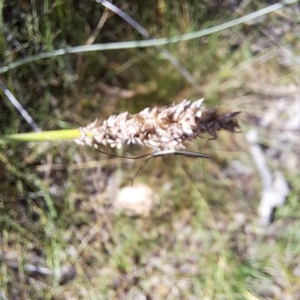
[115,184,159,217]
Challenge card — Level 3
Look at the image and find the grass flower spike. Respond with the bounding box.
[75,99,241,150]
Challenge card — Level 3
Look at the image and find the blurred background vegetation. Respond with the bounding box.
[0,0,300,299]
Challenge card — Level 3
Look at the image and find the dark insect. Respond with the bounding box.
[197,109,241,145]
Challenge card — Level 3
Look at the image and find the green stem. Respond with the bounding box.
[0,1,295,75]
[0,129,81,144]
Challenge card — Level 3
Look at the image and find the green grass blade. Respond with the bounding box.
[0,1,295,75]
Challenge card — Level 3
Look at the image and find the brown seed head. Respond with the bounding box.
[75,99,241,150]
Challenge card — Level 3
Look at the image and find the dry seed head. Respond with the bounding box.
[75,99,241,150]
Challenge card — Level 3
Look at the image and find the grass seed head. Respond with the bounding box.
[75,99,241,150]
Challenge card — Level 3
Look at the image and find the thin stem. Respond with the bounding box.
[0,80,41,132]
[0,129,80,144]
[0,1,294,75]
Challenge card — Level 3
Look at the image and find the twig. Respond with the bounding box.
[0,80,41,132]
[97,0,149,37]
[75,3,111,74]
[246,129,289,224]
[86,5,111,45]
[0,250,52,276]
